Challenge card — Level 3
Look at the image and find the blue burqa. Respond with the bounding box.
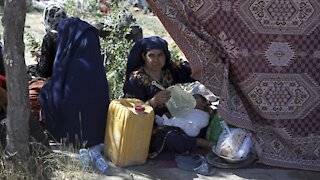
[39,18,109,147]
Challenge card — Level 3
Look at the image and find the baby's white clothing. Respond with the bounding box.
[156,109,210,137]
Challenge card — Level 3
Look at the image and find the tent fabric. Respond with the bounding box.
[39,17,109,147]
[147,0,320,171]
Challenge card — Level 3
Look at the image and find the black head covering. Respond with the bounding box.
[126,36,171,78]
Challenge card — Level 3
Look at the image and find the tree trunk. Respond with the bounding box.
[3,0,29,159]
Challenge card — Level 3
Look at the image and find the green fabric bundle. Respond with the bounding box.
[206,115,224,143]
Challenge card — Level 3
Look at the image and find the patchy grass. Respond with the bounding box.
[24,11,46,66]
[0,10,45,65]
[0,9,186,65]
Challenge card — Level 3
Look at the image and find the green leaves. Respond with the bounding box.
[66,1,134,100]
[25,32,40,51]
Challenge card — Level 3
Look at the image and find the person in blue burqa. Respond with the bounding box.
[39,17,110,148]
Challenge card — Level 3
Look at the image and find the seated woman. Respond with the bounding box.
[123,36,196,159]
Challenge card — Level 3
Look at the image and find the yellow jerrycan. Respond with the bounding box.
[104,98,154,167]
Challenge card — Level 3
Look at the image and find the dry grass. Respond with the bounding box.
[0,142,52,179]
[0,139,105,179]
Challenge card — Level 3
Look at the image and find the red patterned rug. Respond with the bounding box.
[147,0,320,171]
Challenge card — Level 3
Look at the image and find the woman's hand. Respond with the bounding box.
[149,90,171,107]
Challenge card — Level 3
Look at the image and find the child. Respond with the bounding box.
[155,94,211,137]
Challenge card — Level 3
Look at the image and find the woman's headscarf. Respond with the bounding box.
[43,3,67,32]
[126,36,171,78]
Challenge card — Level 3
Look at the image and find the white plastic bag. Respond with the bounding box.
[234,135,252,159]
[151,81,196,117]
[215,121,247,159]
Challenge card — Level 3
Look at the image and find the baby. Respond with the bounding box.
[155,94,211,137]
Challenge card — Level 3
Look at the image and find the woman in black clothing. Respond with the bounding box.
[36,4,67,78]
